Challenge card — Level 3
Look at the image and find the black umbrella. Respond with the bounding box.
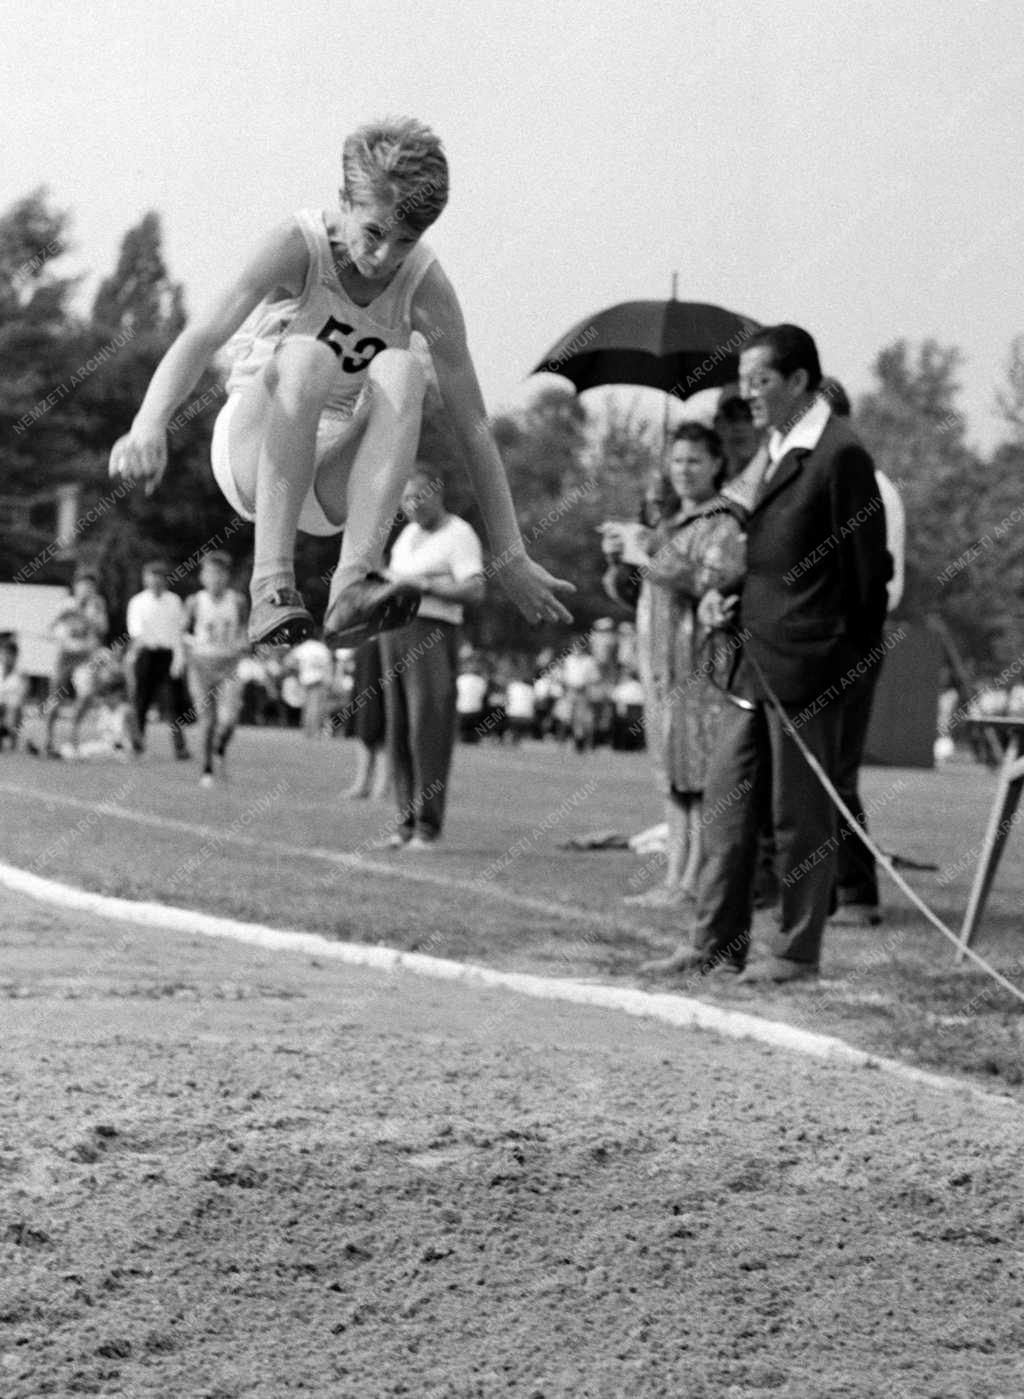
[532,298,760,399]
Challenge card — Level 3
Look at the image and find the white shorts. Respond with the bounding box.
[210,391,371,538]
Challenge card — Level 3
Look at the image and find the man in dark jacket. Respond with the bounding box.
[647,325,891,984]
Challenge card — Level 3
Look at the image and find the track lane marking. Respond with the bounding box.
[0,780,652,937]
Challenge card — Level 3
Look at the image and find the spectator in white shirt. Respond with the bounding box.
[288,636,333,739]
[126,559,190,758]
[377,470,484,847]
[505,673,537,744]
[456,657,489,743]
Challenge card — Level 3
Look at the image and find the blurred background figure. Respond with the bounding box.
[504,665,537,744]
[456,649,489,743]
[590,618,618,748]
[237,654,284,727]
[0,638,28,752]
[615,621,638,674]
[561,642,601,753]
[288,634,334,740]
[821,376,905,929]
[183,551,248,786]
[482,661,509,743]
[126,560,190,760]
[935,674,959,765]
[715,387,763,483]
[339,640,391,799]
[39,567,109,759]
[73,679,132,760]
[611,665,646,750]
[531,651,559,740]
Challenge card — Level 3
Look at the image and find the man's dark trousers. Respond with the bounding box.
[379,618,460,841]
[691,696,841,969]
[132,646,188,754]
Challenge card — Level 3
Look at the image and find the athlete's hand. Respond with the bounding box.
[109,422,167,496]
[499,554,575,625]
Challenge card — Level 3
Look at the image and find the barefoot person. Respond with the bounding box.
[108,117,573,649]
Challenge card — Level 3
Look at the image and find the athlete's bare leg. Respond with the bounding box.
[323,348,426,604]
[225,343,424,646]
[225,338,338,643]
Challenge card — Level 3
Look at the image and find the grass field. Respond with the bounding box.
[1,726,1022,1090]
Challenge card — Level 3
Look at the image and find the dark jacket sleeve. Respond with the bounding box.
[602,562,643,613]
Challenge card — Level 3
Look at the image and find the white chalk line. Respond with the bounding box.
[0,780,654,938]
[0,857,1016,1113]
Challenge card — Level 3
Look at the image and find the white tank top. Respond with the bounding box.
[225,209,437,415]
[190,590,246,658]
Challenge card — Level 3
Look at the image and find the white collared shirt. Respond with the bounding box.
[126,588,186,650]
[764,395,832,481]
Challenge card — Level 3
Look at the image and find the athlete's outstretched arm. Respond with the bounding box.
[109,221,310,495]
[413,265,574,624]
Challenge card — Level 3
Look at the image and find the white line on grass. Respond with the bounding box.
[0,780,647,936]
[0,857,1017,1113]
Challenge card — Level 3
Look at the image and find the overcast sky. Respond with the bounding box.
[4,0,1022,449]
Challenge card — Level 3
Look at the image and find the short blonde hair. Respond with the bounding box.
[342,117,449,234]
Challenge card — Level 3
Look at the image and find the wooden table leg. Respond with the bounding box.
[956,734,1024,960]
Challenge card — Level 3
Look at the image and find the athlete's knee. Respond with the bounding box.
[265,337,336,410]
[367,347,425,405]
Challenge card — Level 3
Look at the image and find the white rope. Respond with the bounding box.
[748,656,1024,1007]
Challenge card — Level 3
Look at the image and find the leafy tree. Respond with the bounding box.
[92,211,186,340]
[439,386,661,653]
[82,212,228,627]
[0,188,95,579]
[996,335,1024,442]
[855,339,1005,665]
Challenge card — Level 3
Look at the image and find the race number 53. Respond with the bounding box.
[316,317,387,374]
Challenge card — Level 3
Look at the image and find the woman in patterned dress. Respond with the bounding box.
[606,423,746,905]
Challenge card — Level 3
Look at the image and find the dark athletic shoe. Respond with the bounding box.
[323,573,421,648]
[248,588,315,649]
